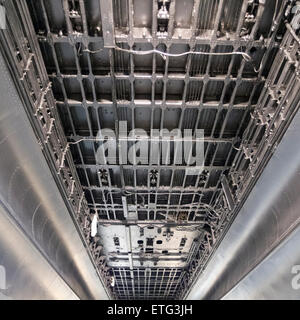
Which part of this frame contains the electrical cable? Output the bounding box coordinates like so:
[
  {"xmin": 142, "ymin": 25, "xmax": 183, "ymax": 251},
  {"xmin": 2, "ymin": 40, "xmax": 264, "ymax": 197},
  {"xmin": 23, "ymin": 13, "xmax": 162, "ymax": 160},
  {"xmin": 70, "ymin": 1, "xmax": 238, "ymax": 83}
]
[
  {"xmin": 81, "ymin": 44, "xmax": 261, "ymax": 72},
  {"xmin": 114, "ymin": 45, "xmax": 252, "ymax": 61},
  {"xmin": 78, "ymin": 46, "xmax": 261, "ymax": 73},
  {"xmin": 82, "ymin": 48, "xmax": 104, "ymax": 54}
]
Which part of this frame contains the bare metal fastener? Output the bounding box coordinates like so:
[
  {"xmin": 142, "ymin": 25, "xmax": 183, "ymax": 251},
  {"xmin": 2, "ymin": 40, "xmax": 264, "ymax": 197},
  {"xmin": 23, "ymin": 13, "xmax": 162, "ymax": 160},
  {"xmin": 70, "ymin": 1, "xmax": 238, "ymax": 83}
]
[{"xmin": 20, "ymin": 53, "xmax": 34, "ymax": 81}]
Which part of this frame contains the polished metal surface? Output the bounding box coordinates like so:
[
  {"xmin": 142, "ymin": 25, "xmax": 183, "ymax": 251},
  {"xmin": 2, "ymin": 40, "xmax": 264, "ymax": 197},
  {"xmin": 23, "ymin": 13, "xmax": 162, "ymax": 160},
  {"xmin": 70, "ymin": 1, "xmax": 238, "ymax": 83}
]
[
  {"xmin": 0, "ymin": 49, "xmax": 109, "ymax": 300},
  {"xmin": 223, "ymin": 224, "xmax": 300, "ymax": 300},
  {"xmin": 0, "ymin": 205, "xmax": 78, "ymax": 300}
]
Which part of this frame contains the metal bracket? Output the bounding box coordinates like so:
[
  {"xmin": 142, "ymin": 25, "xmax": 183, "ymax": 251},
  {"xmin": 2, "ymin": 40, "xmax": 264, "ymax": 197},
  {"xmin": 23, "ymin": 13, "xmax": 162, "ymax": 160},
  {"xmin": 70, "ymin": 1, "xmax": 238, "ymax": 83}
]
[
  {"xmin": 99, "ymin": 0, "xmax": 115, "ymax": 48},
  {"xmin": 20, "ymin": 53, "xmax": 34, "ymax": 80},
  {"xmin": 221, "ymin": 177, "xmax": 235, "ymax": 211}
]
